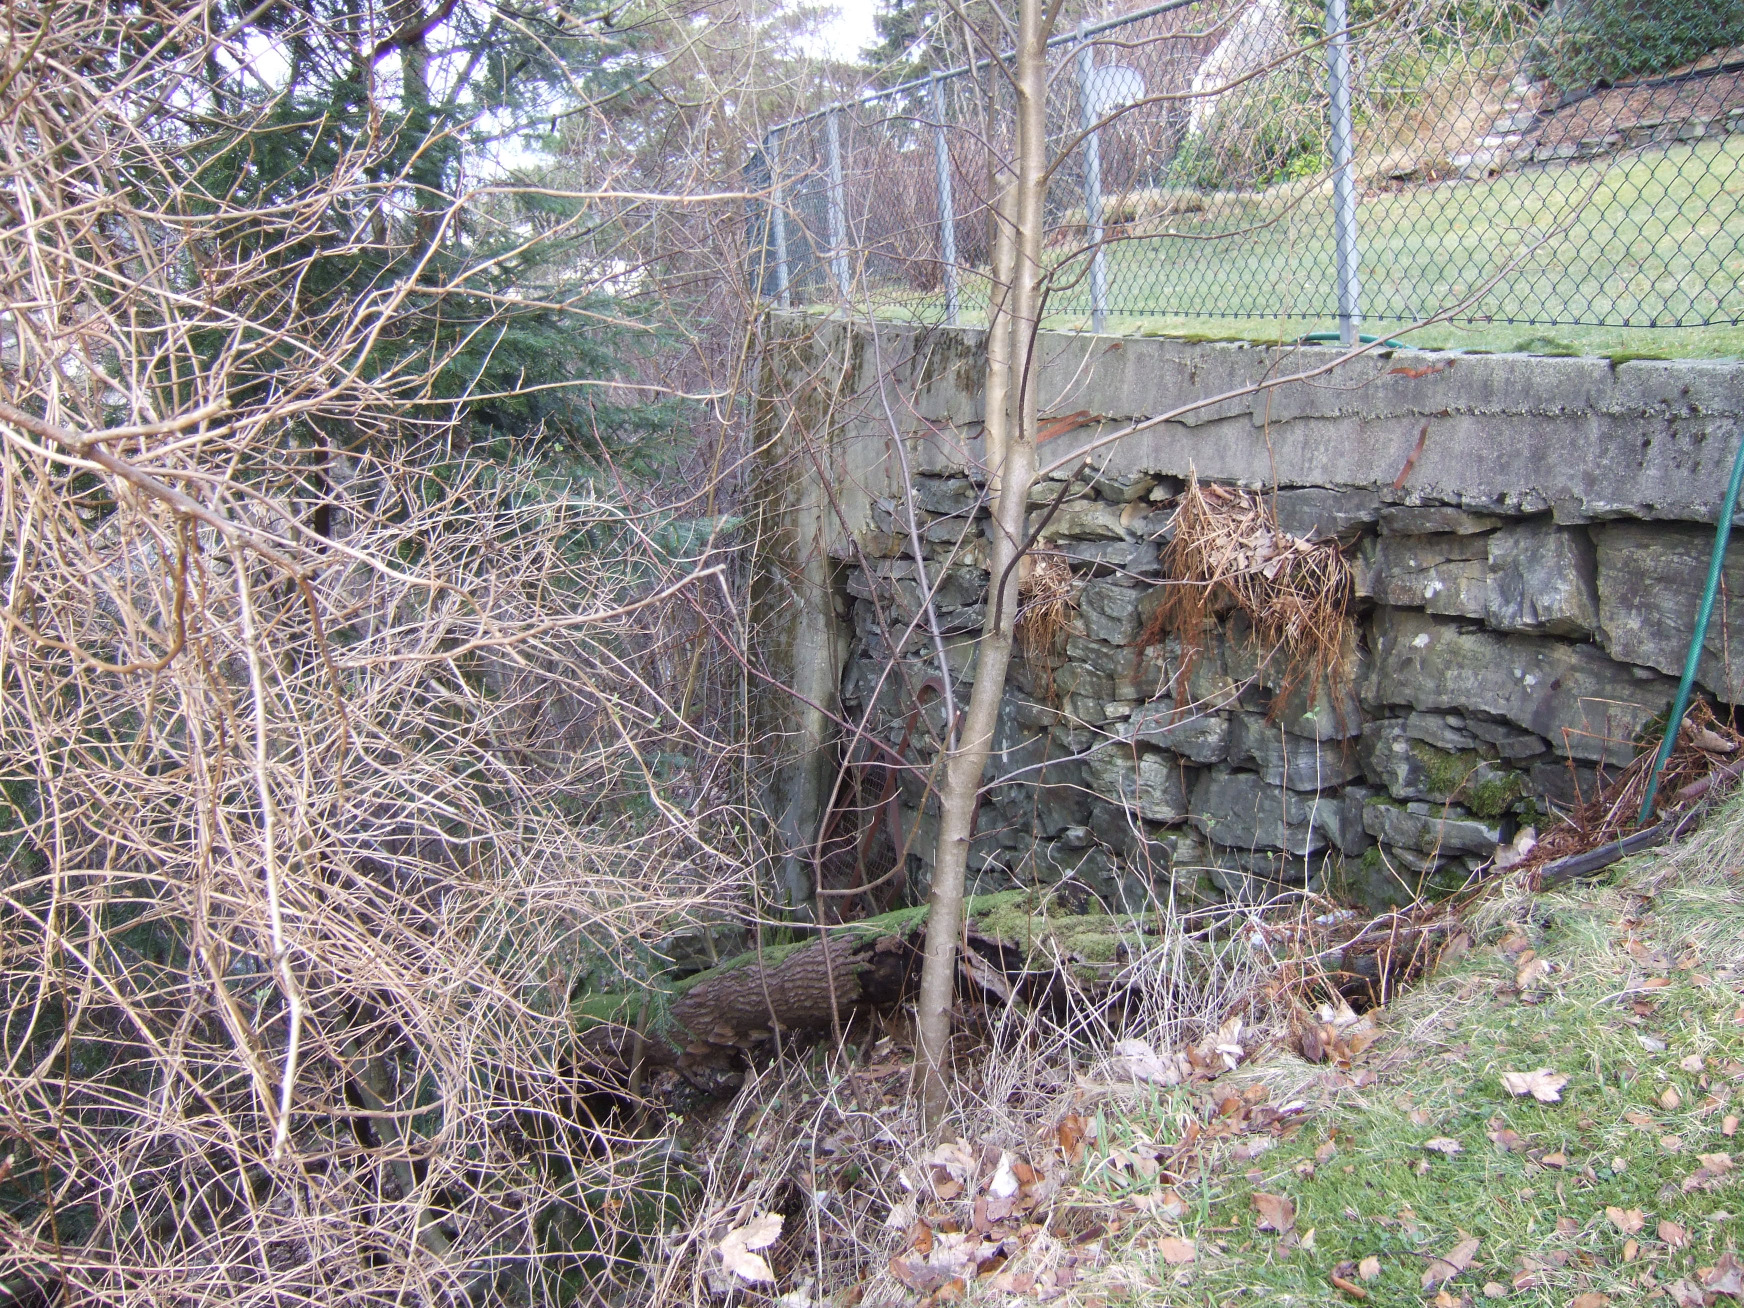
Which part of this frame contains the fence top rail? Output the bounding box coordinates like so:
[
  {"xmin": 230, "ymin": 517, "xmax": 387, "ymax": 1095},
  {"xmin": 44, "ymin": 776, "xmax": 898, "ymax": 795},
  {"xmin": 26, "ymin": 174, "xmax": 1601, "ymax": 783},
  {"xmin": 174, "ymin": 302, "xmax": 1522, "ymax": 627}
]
[{"xmin": 764, "ymin": 0, "xmax": 1202, "ymax": 140}]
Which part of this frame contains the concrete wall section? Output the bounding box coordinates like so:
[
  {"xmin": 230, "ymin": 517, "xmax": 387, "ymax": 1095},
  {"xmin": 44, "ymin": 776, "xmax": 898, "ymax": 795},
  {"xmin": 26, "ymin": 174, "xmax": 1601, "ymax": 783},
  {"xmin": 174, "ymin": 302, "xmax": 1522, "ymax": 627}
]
[
  {"xmin": 767, "ymin": 316, "xmax": 1744, "ymax": 912},
  {"xmin": 823, "ymin": 320, "xmax": 1744, "ymax": 525}
]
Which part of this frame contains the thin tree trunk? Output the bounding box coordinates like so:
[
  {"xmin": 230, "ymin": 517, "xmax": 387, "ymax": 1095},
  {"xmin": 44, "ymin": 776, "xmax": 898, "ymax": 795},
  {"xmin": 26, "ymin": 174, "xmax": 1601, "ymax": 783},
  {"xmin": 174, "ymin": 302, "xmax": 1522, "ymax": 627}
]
[{"xmin": 916, "ymin": 0, "xmax": 1049, "ymax": 1133}]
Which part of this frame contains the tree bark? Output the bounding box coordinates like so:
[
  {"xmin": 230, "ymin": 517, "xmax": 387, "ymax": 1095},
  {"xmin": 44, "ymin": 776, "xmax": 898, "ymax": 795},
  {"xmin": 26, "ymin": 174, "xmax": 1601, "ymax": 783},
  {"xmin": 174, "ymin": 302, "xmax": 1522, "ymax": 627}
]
[
  {"xmin": 571, "ymin": 892, "xmax": 1134, "ymax": 1084},
  {"xmin": 915, "ymin": 0, "xmax": 1050, "ymax": 1134}
]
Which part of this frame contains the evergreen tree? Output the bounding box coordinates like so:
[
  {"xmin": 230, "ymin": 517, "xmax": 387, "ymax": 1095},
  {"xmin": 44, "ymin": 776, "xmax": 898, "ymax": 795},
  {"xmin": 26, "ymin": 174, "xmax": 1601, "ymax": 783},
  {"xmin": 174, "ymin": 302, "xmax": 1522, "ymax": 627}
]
[{"xmin": 163, "ymin": 0, "xmax": 681, "ymax": 465}]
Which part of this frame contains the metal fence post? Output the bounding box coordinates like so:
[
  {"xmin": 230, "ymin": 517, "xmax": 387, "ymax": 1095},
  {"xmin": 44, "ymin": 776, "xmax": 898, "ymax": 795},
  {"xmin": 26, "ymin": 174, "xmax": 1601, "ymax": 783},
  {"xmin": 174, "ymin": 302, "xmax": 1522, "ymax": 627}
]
[
  {"xmin": 825, "ymin": 107, "xmax": 851, "ymax": 301},
  {"xmin": 930, "ymin": 73, "xmax": 959, "ymax": 326},
  {"xmin": 1076, "ymin": 27, "xmax": 1108, "ymax": 334},
  {"xmin": 1325, "ymin": 0, "xmax": 1362, "ymax": 345}
]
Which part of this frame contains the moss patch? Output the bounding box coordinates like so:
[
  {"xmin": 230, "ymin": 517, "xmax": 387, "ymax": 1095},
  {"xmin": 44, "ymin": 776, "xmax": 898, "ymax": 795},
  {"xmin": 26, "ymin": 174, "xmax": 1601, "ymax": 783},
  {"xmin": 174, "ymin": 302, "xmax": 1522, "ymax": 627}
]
[
  {"xmin": 973, "ymin": 892, "xmax": 1161, "ymax": 970},
  {"xmin": 1412, "ymin": 739, "xmax": 1524, "ymax": 818}
]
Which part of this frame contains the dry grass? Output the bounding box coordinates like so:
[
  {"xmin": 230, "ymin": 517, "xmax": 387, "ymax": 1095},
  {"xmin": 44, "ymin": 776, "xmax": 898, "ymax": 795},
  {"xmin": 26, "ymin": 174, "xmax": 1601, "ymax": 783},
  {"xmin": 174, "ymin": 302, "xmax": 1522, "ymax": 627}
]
[
  {"xmin": 1017, "ymin": 552, "xmax": 1079, "ymax": 671},
  {"xmin": 655, "ymin": 887, "xmax": 1461, "ymax": 1305},
  {"xmin": 1519, "ymin": 699, "xmax": 1744, "ymax": 875},
  {"xmin": 1143, "ymin": 473, "xmax": 1354, "ymax": 716}
]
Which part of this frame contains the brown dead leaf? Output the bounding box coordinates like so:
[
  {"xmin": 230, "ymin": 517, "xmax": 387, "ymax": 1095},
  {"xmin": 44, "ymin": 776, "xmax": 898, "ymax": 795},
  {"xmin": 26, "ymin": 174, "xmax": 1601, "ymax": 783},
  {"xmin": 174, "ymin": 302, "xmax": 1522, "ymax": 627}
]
[
  {"xmin": 1423, "ymin": 1137, "xmax": 1464, "ymax": 1156},
  {"xmin": 1660, "ymin": 1219, "xmax": 1690, "ymax": 1248},
  {"xmin": 1704, "ymin": 1250, "xmax": 1744, "ymax": 1296},
  {"xmin": 1669, "ymin": 1277, "xmax": 1709, "ymax": 1307},
  {"xmin": 1727, "ymin": 1114, "xmax": 1741, "ymax": 1137},
  {"xmin": 1498, "ymin": 929, "xmax": 1531, "ymax": 959},
  {"xmin": 889, "ymin": 1256, "xmax": 942, "ymax": 1293},
  {"xmin": 1421, "ymin": 1235, "xmax": 1480, "ymax": 1291},
  {"xmin": 1540, "ymin": 1151, "xmax": 1568, "ymax": 1168},
  {"xmin": 925, "ymin": 1276, "xmax": 966, "ymax": 1306},
  {"xmin": 1341, "ymin": 1017, "xmax": 1382, "ymax": 1057},
  {"xmin": 718, "ymin": 1213, "xmax": 783, "ymax": 1283},
  {"xmin": 1516, "ymin": 956, "xmax": 1552, "ymax": 989},
  {"xmin": 1502, "ymin": 1068, "xmax": 1568, "ymax": 1102},
  {"xmin": 1329, "ymin": 1273, "xmax": 1368, "ymax": 1299},
  {"xmin": 1488, "ymin": 1125, "xmax": 1527, "ymax": 1152},
  {"xmin": 1605, "ymin": 1206, "xmax": 1646, "ymax": 1235},
  {"xmin": 1662, "ymin": 1085, "xmax": 1685, "ymax": 1111},
  {"xmin": 1570, "ymin": 1295, "xmax": 1610, "ymax": 1308},
  {"xmin": 1157, "ymin": 1237, "xmax": 1196, "ymax": 1266},
  {"xmin": 1253, "ymin": 1192, "xmax": 1295, "ymax": 1233},
  {"xmin": 1057, "ymin": 1115, "xmax": 1086, "ymax": 1161},
  {"xmin": 1358, "ymin": 1255, "xmax": 1381, "ymax": 1281},
  {"xmin": 1408, "ymin": 1108, "xmax": 1433, "ymax": 1127},
  {"xmin": 1699, "ymin": 1152, "xmax": 1734, "ymax": 1173},
  {"xmin": 1110, "ymin": 1038, "xmax": 1186, "ymax": 1086}
]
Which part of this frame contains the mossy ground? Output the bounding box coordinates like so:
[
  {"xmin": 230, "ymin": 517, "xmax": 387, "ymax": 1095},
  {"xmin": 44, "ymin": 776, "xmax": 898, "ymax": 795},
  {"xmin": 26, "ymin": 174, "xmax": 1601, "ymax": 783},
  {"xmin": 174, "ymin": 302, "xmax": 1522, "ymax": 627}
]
[
  {"xmin": 1056, "ymin": 805, "xmax": 1744, "ymax": 1306},
  {"xmin": 569, "ymin": 889, "xmax": 1160, "ymax": 1033}
]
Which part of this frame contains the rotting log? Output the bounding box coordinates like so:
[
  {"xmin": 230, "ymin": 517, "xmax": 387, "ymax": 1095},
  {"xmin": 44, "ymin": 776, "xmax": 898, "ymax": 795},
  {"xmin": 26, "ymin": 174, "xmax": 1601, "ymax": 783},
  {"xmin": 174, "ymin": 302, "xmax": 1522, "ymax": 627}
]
[{"xmin": 570, "ymin": 891, "xmax": 1148, "ymax": 1087}]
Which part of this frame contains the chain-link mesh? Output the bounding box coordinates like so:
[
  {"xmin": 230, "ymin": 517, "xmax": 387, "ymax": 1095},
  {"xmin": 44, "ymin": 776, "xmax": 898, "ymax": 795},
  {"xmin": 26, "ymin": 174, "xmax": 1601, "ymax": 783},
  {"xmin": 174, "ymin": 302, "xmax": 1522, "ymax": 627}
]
[{"xmin": 751, "ymin": 0, "xmax": 1744, "ymax": 350}]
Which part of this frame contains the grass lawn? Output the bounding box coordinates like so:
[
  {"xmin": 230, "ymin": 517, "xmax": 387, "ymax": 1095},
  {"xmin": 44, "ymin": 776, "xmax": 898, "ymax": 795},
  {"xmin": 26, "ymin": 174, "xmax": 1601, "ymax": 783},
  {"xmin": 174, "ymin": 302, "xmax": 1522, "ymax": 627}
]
[
  {"xmin": 1062, "ymin": 806, "xmax": 1744, "ymax": 1305},
  {"xmin": 851, "ymin": 134, "xmax": 1744, "ymax": 360}
]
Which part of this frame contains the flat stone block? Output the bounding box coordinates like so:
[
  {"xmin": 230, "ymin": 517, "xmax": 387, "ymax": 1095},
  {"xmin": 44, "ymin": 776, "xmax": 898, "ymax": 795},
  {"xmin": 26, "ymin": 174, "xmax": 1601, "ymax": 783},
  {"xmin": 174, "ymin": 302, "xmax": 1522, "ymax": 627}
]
[
  {"xmin": 1086, "ymin": 744, "xmax": 1189, "ymax": 822},
  {"xmin": 1404, "ymin": 711, "xmax": 1479, "ymax": 752},
  {"xmin": 1370, "ymin": 533, "xmax": 1489, "ymax": 617},
  {"xmin": 1229, "ymin": 713, "xmax": 1363, "ymax": 789},
  {"xmin": 1486, "ymin": 519, "xmax": 1600, "ymax": 637},
  {"xmin": 1367, "ymin": 608, "xmax": 1674, "ymax": 765},
  {"xmin": 1379, "ymin": 506, "xmax": 1503, "ymax": 536},
  {"xmin": 1272, "ymin": 487, "xmax": 1384, "ymax": 540},
  {"xmin": 1363, "ymin": 799, "xmax": 1499, "ymax": 856},
  {"xmin": 1076, "ymin": 578, "xmax": 1144, "ymax": 644},
  {"xmin": 1315, "ymin": 784, "xmax": 1375, "ymax": 854},
  {"xmin": 1037, "ymin": 499, "xmax": 1126, "ymax": 541},
  {"xmin": 1127, "ymin": 701, "xmax": 1231, "ymax": 763},
  {"xmin": 913, "ymin": 476, "xmax": 983, "ymax": 515},
  {"xmin": 1594, "ymin": 521, "xmax": 1744, "ymax": 703},
  {"xmin": 1189, "ymin": 768, "xmax": 1327, "ymax": 853}
]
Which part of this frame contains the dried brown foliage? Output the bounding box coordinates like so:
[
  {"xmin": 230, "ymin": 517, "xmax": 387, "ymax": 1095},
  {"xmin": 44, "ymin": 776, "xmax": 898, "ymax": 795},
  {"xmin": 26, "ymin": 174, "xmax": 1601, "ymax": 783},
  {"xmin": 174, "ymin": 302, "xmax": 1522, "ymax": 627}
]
[
  {"xmin": 1143, "ymin": 472, "xmax": 1354, "ymax": 712},
  {"xmin": 1016, "ymin": 552, "xmax": 1077, "ymax": 669},
  {"xmin": 1521, "ymin": 699, "xmax": 1744, "ymax": 871}
]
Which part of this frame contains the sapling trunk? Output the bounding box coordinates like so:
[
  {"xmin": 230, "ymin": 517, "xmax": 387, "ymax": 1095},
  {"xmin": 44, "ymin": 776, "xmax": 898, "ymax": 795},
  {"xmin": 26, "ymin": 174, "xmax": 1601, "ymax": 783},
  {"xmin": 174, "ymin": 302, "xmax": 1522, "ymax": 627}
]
[{"xmin": 916, "ymin": 0, "xmax": 1049, "ymax": 1133}]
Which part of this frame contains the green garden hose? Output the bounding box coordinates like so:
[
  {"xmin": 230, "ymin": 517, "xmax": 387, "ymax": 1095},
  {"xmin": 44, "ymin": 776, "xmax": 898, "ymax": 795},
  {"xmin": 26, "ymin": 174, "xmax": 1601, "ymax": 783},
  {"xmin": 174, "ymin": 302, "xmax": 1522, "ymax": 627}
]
[
  {"xmin": 1295, "ymin": 331, "xmax": 1409, "ymax": 349},
  {"xmin": 1636, "ymin": 432, "xmax": 1744, "ymax": 824}
]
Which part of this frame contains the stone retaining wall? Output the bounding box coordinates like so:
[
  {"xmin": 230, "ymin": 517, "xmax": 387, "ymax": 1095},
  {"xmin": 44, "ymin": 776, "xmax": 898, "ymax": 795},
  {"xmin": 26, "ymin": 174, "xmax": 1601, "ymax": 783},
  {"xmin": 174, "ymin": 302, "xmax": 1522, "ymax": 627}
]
[{"xmin": 762, "ymin": 319, "xmax": 1744, "ymax": 911}]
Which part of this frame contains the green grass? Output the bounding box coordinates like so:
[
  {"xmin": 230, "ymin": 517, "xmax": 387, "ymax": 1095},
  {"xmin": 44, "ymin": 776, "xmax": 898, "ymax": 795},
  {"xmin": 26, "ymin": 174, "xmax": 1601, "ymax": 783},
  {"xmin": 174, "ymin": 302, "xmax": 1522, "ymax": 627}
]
[
  {"xmin": 854, "ymin": 134, "xmax": 1744, "ymax": 360},
  {"xmin": 1063, "ymin": 807, "xmax": 1744, "ymax": 1305}
]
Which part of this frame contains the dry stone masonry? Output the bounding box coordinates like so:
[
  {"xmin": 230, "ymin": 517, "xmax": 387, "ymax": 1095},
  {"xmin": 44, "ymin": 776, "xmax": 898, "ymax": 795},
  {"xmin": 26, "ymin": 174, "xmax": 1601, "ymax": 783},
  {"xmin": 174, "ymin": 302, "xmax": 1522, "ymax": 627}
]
[{"xmin": 764, "ymin": 320, "xmax": 1744, "ymax": 913}]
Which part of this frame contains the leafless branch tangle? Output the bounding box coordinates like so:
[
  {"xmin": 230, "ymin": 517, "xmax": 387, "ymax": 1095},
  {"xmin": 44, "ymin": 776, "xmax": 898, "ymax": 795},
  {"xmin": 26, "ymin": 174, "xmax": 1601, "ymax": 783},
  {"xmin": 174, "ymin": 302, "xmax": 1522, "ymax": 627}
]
[{"xmin": 0, "ymin": 2, "xmax": 783, "ymax": 1301}]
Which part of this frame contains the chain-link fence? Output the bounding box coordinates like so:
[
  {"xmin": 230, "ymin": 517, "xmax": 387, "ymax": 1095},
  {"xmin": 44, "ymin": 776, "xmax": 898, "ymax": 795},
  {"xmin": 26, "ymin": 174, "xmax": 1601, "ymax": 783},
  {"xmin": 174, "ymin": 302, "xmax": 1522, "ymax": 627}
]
[{"xmin": 748, "ymin": 0, "xmax": 1744, "ymax": 349}]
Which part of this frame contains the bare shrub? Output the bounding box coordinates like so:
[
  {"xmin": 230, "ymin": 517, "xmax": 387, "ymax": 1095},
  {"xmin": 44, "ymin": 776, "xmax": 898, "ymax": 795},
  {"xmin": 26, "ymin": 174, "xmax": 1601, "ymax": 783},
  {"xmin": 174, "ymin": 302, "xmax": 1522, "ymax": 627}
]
[{"xmin": 0, "ymin": 3, "xmax": 748, "ymax": 1301}]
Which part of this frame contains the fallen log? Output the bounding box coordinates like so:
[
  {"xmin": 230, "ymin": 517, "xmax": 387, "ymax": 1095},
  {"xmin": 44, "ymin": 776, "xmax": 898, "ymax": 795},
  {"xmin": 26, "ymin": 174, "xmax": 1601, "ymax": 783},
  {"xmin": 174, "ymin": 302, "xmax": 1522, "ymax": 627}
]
[{"xmin": 569, "ymin": 891, "xmax": 1146, "ymax": 1085}]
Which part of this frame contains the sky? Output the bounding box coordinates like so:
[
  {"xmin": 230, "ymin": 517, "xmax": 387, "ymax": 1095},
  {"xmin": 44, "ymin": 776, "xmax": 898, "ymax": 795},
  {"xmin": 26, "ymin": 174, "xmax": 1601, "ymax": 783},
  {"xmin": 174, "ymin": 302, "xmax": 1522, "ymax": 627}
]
[{"xmin": 805, "ymin": 1, "xmax": 879, "ymax": 61}]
